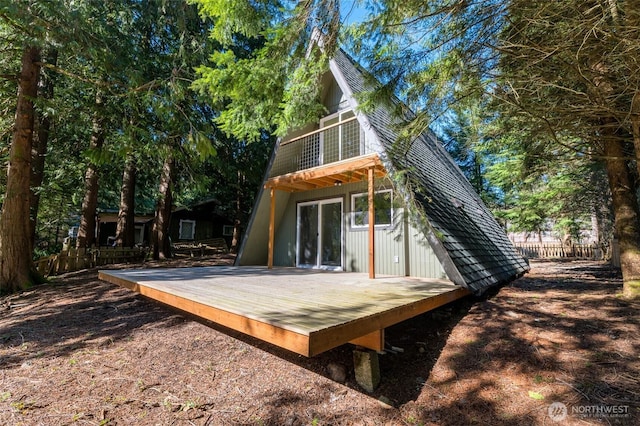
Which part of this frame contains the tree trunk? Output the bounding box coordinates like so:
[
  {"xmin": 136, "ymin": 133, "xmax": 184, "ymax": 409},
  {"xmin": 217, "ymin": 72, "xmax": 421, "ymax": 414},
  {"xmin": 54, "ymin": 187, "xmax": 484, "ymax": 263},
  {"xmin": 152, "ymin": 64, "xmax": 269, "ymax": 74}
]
[
  {"xmin": 0, "ymin": 46, "xmax": 41, "ymax": 294},
  {"xmin": 115, "ymin": 155, "xmax": 137, "ymax": 247},
  {"xmin": 30, "ymin": 49, "xmax": 58, "ymax": 249},
  {"xmin": 623, "ymin": 0, "xmax": 640, "ymax": 186},
  {"xmin": 603, "ymin": 138, "xmax": 640, "ymax": 298},
  {"xmin": 76, "ymin": 92, "xmax": 105, "ymax": 249},
  {"xmin": 631, "ymin": 94, "xmax": 640, "ymax": 186},
  {"xmin": 152, "ymin": 154, "xmax": 174, "ymax": 259},
  {"xmin": 590, "ymin": 205, "xmax": 600, "ymax": 244}
]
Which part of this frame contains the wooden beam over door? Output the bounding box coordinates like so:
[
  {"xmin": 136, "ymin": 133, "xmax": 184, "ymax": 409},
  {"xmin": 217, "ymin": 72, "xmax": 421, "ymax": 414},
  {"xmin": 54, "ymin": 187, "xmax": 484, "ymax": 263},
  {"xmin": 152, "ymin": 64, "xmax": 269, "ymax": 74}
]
[
  {"xmin": 368, "ymin": 167, "xmax": 375, "ymax": 279},
  {"xmin": 268, "ymin": 187, "xmax": 275, "ymax": 269}
]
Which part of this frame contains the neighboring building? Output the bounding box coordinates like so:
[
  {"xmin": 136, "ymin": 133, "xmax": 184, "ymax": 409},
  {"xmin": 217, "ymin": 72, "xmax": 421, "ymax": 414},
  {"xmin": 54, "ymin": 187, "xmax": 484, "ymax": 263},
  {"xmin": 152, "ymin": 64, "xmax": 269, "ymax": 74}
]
[
  {"xmin": 169, "ymin": 199, "xmax": 234, "ymax": 247},
  {"xmin": 90, "ymin": 199, "xmax": 233, "ymax": 248},
  {"xmin": 96, "ymin": 211, "xmax": 153, "ymax": 246},
  {"xmin": 236, "ymin": 46, "xmax": 529, "ymax": 294}
]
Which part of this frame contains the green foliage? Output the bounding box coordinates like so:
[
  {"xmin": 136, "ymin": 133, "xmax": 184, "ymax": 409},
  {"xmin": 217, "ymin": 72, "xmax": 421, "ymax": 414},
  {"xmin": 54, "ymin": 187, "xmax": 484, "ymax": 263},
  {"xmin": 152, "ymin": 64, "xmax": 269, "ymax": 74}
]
[
  {"xmin": 188, "ymin": 0, "xmax": 612, "ymax": 243},
  {"xmin": 0, "ymin": 0, "xmax": 631, "ymax": 271},
  {"xmin": 191, "ymin": 0, "xmax": 340, "ymax": 141},
  {"xmin": 440, "ymin": 93, "xmax": 497, "ymax": 206},
  {"xmin": 0, "ymin": 0, "xmax": 244, "ymax": 256},
  {"xmin": 346, "ymin": 1, "xmax": 503, "ymax": 124},
  {"xmin": 345, "ymin": 1, "xmax": 635, "ymax": 245},
  {"xmin": 497, "ymin": 1, "xmax": 640, "ymax": 149},
  {"xmin": 482, "ymin": 113, "xmax": 610, "ymax": 241}
]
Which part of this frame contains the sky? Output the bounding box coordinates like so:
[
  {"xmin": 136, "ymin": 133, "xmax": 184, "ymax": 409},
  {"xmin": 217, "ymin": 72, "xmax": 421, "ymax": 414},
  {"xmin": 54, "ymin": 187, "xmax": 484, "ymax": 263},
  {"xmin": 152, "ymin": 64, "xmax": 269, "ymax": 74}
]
[{"xmin": 340, "ymin": 1, "xmax": 369, "ymax": 25}]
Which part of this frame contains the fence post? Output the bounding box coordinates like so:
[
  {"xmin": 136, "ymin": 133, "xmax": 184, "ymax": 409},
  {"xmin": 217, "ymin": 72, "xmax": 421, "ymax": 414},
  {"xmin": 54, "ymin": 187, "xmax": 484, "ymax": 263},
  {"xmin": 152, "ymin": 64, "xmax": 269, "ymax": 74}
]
[
  {"xmin": 68, "ymin": 247, "xmax": 77, "ymax": 272},
  {"xmin": 55, "ymin": 251, "xmax": 65, "ymax": 274},
  {"xmin": 77, "ymin": 247, "xmax": 86, "ymax": 269}
]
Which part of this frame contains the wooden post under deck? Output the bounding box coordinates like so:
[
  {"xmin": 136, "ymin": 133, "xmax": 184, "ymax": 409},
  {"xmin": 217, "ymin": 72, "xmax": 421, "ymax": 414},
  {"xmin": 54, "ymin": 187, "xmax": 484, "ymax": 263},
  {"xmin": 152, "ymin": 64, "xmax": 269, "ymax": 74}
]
[
  {"xmin": 368, "ymin": 167, "xmax": 375, "ymax": 279},
  {"xmin": 268, "ymin": 187, "xmax": 275, "ymax": 269}
]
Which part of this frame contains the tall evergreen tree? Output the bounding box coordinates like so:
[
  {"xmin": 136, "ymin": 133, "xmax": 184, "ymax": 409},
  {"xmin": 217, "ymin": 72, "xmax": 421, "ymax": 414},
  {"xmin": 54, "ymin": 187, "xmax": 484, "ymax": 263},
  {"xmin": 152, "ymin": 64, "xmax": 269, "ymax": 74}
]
[
  {"xmin": 497, "ymin": 1, "xmax": 640, "ymax": 297},
  {"xmin": 152, "ymin": 151, "xmax": 174, "ymax": 258},
  {"xmin": 29, "ymin": 49, "xmax": 57, "ymax": 248},
  {"xmin": 76, "ymin": 91, "xmax": 105, "ymax": 249},
  {"xmin": 0, "ymin": 0, "xmax": 118, "ymax": 291},
  {"xmin": 191, "ymin": 0, "xmax": 340, "ymax": 141},
  {"xmin": 0, "ymin": 46, "xmax": 41, "ymax": 292}
]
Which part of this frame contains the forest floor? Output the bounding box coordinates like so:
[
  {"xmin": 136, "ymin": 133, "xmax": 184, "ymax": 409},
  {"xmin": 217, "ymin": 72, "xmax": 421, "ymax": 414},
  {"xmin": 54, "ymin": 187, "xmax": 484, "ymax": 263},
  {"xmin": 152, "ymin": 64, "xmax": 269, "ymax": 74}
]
[{"xmin": 0, "ymin": 257, "xmax": 638, "ymax": 425}]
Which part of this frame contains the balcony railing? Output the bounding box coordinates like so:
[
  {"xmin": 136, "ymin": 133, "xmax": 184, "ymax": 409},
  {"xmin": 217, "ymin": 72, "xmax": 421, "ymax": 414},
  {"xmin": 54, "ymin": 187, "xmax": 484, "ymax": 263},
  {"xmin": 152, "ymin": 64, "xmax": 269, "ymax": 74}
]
[{"xmin": 269, "ymin": 116, "xmax": 369, "ymax": 177}]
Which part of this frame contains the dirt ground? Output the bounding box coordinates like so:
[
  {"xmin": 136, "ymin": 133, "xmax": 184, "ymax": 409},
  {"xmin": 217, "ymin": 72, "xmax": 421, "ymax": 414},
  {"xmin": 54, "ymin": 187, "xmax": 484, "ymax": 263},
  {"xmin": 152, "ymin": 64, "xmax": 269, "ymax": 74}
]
[{"xmin": 0, "ymin": 257, "xmax": 637, "ymax": 425}]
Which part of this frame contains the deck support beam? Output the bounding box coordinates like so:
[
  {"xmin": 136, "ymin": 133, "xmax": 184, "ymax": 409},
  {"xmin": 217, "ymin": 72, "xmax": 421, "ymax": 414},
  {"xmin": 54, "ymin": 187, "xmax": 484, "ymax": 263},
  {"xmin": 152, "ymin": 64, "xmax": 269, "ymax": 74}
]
[
  {"xmin": 349, "ymin": 328, "xmax": 384, "ymax": 352},
  {"xmin": 268, "ymin": 187, "xmax": 275, "ymax": 269},
  {"xmin": 368, "ymin": 167, "xmax": 375, "ymax": 279}
]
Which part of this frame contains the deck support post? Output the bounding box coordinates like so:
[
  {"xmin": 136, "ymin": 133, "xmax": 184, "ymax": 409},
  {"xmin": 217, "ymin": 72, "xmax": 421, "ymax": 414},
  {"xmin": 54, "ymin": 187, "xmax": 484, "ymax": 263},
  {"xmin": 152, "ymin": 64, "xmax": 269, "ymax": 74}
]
[
  {"xmin": 353, "ymin": 348, "xmax": 381, "ymax": 393},
  {"xmin": 368, "ymin": 167, "xmax": 375, "ymax": 279},
  {"xmin": 268, "ymin": 187, "xmax": 275, "ymax": 269}
]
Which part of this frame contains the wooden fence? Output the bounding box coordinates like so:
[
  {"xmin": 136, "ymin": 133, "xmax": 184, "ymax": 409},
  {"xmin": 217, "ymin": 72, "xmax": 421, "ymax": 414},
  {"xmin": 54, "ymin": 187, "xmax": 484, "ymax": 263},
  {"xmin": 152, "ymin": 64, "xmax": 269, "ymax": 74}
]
[
  {"xmin": 172, "ymin": 237, "xmax": 229, "ymax": 257},
  {"xmin": 513, "ymin": 243, "xmax": 603, "ymax": 261},
  {"xmin": 35, "ymin": 247, "xmax": 148, "ymax": 277}
]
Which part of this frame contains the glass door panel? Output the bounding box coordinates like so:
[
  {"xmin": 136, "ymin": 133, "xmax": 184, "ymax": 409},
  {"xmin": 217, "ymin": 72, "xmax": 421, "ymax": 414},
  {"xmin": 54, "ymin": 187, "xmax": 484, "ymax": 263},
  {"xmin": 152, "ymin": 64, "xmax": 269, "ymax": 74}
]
[
  {"xmin": 321, "ymin": 202, "xmax": 342, "ymax": 267},
  {"xmin": 298, "ymin": 204, "xmax": 318, "ymax": 266},
  {"xmin": 297, "ymin": 199, "xmax": 342, "ymax": 269}
]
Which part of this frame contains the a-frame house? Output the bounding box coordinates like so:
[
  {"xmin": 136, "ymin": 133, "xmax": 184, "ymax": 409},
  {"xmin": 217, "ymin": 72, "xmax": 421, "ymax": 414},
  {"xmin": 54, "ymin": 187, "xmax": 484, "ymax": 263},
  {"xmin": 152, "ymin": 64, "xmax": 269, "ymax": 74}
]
[
  {"xmin": 236, "ymin": 48, "xmax": 529, "ymax": 295},
  {"xmin": 99, "ymin": 43, "xmax": 529, "ymax": 391}
]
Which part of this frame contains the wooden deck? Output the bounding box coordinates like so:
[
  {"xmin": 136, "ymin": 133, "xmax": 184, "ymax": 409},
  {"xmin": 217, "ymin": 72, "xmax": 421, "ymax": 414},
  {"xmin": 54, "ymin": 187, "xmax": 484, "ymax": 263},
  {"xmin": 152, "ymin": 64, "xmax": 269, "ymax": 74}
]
[{"xmin": 98, "ymin": 267, "xmax": 470, "ymax": 357}]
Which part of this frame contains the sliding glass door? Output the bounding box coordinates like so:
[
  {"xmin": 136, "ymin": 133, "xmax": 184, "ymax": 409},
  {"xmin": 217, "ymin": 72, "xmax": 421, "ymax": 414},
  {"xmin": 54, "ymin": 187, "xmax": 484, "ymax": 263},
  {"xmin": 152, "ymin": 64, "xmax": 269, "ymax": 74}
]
[{"xmin": 297, "ymin": 198, "xmax": 343, "ymax": 270}]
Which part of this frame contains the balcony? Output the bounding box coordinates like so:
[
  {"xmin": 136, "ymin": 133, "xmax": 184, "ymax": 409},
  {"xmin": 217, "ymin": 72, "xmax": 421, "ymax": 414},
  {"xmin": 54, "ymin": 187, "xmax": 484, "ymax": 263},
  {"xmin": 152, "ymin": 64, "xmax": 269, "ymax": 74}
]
[
  {"xmin": 269, "ymin": 114, "xmax": 370, "ymax": 178},
  {"xmin": 265, "ymin": 115, "xmax": 387, "ymax": 193}
]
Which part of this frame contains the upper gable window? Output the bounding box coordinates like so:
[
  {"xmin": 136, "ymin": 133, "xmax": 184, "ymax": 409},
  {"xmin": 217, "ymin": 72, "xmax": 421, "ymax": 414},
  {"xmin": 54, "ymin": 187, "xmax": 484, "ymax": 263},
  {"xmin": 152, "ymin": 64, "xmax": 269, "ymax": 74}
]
[{"xmin": 324, "ymin": 79, "xmax": 347, "ymax": 113}]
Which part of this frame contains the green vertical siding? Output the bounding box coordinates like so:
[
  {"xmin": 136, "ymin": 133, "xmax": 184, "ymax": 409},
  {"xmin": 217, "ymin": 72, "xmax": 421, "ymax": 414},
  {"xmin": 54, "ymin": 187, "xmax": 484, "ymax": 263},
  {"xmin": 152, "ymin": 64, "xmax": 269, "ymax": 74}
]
[
  {"xmin": 238, "ymin": 189, "xmax": 291, "ymax": 265},
  {"xmin": 406, "ymin": 220, "xmax": 448, "ymax": 279},
  {"xmin": 267, "ymin": 179, "xmax": 446, "ymax": 279}
]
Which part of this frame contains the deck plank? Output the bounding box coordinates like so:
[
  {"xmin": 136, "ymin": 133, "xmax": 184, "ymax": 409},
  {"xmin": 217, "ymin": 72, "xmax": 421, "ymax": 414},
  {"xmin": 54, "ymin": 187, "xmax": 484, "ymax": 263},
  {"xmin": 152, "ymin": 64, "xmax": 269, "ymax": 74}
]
[{"xmin": 99, "ymin": 266, "xmax": 469, "ymax": 356}]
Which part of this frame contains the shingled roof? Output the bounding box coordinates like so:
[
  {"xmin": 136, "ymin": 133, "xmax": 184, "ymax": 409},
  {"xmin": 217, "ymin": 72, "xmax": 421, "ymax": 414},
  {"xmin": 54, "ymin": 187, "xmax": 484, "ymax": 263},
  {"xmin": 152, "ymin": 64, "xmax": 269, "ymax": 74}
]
[{"xmin": 332, "ymin": 49, "xmax": 529, "ymax": 294}]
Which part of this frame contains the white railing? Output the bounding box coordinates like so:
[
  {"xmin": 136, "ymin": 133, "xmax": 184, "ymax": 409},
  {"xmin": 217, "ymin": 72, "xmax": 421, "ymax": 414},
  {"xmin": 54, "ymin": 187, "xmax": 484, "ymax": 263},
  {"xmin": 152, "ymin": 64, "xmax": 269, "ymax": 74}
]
[{"xmin": 269, "ymin": 116, "xmax": 367, "ymax": 177}]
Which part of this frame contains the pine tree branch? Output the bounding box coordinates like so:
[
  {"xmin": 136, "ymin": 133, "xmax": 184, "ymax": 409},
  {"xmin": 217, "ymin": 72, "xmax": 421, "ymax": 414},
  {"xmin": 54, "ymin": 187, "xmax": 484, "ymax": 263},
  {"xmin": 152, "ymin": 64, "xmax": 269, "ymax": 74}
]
[{"xmin": 35, "ymin": 62, "xmax": 162, "ymax": 95}]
